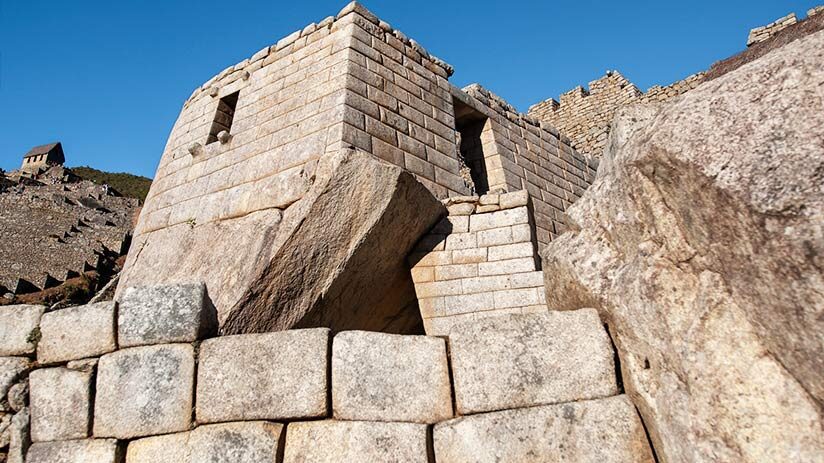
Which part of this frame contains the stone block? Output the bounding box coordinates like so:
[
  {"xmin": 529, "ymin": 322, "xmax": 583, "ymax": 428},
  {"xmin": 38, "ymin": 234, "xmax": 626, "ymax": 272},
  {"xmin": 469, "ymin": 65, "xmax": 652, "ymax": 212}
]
[
  {"xmin": 0, "ymin": 358, "xmax": 30, "ymax": 412},
  {"xmin": 0, "ymin": 305, "xmax": 44, "ymax": 356},
  {"xmin": 283, "ymin": 420, "xmax": 429, "ymax": 463},
  {"xmin": 196, "ymin": 329, "xmax": 329, "ymax": 423},
  {"xmin": 26, "ymin": 439, "xmax": 122, "ymax": 463},
  {"xmin": 126, "ymin": 421, "xmax": 283, "ymax": 463},
  {"xmin": 37, "ymin": 301, "xmax": 116, "ymax": 364},
  {"xmin": 29, "ymin": 366, "xmax": 92, "ymax": 442},
  {"xmin": 94, "ymin": 344, "xmax": 194, "ymax": 439},
  {"xmin": 434, "ymin": 395, "xmax": 655, "ymax": 463},
  {"xmin": 499, "ymin": 189, "xmax": 530, "ymax": 209},
  {"xmin": 469, "ymin": 207, "xmax": 528, "ymax": 231},
  {"xmin": 448, "ymin": 310, "xmax": 617, "ymax": 414},
  {"xmin": 332, "ymin": 331, "xmax": 452, "ymax": 423},
  {"xmin": 118, "ymin": 282, "xmax": 217, "ymax": 347},
  {"xmin": 477, "ymin": 257, "xmax": 535, "ymax": 276},
  {"xmin": 487, "ymin": 242, "xmax": 535, "ymax": 261}
]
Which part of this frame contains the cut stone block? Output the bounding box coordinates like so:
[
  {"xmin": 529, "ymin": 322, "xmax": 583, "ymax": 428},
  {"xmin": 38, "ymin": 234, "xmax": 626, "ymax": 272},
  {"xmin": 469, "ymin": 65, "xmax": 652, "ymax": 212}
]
[
  {"xmin": 126, "ymin": 421, "xmax": 283, "ymax": 463},
  {"xmin": 448, "ymin": 310, "xmax": 617, "ymax": 414},
  {"xmin": 37, "ymin": 301, "xmax": 116, "ymax": 364},
  {"xmin": 284, "ymin": 420, "xmax": 428, "ymax": 463},
  {"xmin": 196, "ymin": 329, "xmax": 329, "ymax": 423},
  {"xmin": 94, "ymin": 343, "xmax": 194, "ymax": 439},
  {"xmin": 118, "ymin": 282, "xmax": 217, "ymax": 347},
  {"xmin": 26, "ymin": 439, "xmax": 122, "ymax": 463},
  {"xmin": 332, "ymin": 331, "xmax": 452, "ymax": 423},
  {"xmin": 29, "ymin": 366, "xmax": 92, "ymax": 442},
  {"xmin": 434, "ymin": 395, "xmax": 655, "ymax": 463},
  {"xmin": 0, "ymin": 305, "xmax": 45, "ymax": 356},
  {"xmin": 8, "ymin": 407, "xmax": 30, "ymax": 463},
  {"xmin": 0, "ymin": 358, "xmax": 30, "ymax": 412}
]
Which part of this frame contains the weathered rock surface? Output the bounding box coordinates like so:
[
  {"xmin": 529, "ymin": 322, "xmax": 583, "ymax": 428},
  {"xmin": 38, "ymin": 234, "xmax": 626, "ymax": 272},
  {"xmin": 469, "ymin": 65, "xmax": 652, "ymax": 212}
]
[
  {"xmin": 26, "ymin": 439, "xmax": 122, "ymax": 463},
  {"xmin": 7, "ymin": 407, "xmax": 30, "ymax": 463},
  {"xmin": 37, "ymin": 301, "xmax": 116, "ymax": 363},
  {"xmin": 0, "ymin": 358, "xmax": 30, "ymax": 411},
  {"xmin": 332, "ymin": 331, "xmax": 452, "ymax": 423},
  {"xmin": 283, "ymin": 420, "xmax": 429, "ymax": 463},
  {"xmin": 126, "ymin": 421, "xmax": 283, "ymax": 463},
  {"xmin": 29, "ymin": 366, "xmax": 92, "ymax": 442},
  {"xmin": 434, "ymin": 395, "xmax": 655, "ymax": 463},
  {"xmin": 94, "ymin": 343, "xmax": 194, "ymax": 439},
  {"xmin": 542, "ymin": 29, "xmax": 824, "ymax": 462},
  {"xmin": 196, "ymin": 329, "xmax": 329, "ymax": 423},
  {"xmin": 118, "ymin": 282, "xmax": 217, "ymax": 347},
  {"xmin": 219, "ymin": 149, "xmax": 445, "ymax": 333},
  {"xmin": 0, "ymin": 305, "xmax": 44, "ymax": 356},
  {"xmin": 448, "ymin": 310, "xmax": 617, "ymax": 414}
]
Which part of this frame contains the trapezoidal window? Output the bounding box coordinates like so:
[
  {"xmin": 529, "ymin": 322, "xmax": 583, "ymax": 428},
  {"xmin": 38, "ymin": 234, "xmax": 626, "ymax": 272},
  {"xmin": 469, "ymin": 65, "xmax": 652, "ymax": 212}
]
[{"xmin": 207, "ymin": 91, "xmax": 239, "ymax": 144}]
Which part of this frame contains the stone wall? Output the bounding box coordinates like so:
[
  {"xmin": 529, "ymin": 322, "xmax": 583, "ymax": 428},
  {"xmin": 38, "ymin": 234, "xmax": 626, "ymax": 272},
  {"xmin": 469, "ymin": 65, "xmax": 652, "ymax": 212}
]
[
  {"xmin": 452, "ymin": 86, "xmax": 598, "ymax": 245},
  {"xmin": 409, "ymin": 191, "xmax": 547, "ymax": 335},
  {"xmin": 528, "ymin": 70, "xmax": 703, "ymax": 157},
  {"xmin": 747, "ymin": 13, "xmax": 798, "ymax": 46},
  {"xmin": 0, "ymin": 282, "xmax": 655, "ymax": 462}
]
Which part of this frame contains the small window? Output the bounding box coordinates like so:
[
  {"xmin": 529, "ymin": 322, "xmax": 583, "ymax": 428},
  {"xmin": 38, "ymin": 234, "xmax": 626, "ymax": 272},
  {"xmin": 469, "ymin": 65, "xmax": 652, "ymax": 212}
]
[{"xmin": 207, "ymin": 91, "xmax": 239, "ymax": 144}]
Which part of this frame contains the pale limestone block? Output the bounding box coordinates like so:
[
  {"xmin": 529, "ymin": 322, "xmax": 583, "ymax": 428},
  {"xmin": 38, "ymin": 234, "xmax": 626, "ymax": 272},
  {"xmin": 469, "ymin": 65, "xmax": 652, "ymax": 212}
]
[
  {"xmin": 509, "ymin": 271, "xmax": 545, "ymax": 289},
  {"xmin": 452, "ymin": 248, "xmax": 487, "ymax": 264},
  {"xmin": 94, "ymin": 344, "xmax": 194, "ymax": 439},
  {"xmin": 29, "ymin": 366, "xmax": 92, "ymax": 442},
  {"xmin": 37, "ymin": 301, "xmax": 116, "ymax": 364},
  {"xmin": 435, "ymin": 263, "xmax": 478, "ymax": 281},
  {"xmin": 461, "ymin": 275, "xmax": 510, "ymax": 294},
  {"xmin": 445, "ymin": 232, "xmax": 476, "ymax": 250},
  {"xmin": 434, "ymin": 395, "xmax": 655, "ymax": 463},
  {"xmin": 418, "ymin": 297, "xmax": 445, "ymax": 318},
  {"xmin": 332, "ymin": 331, "xmax": 452, "ymax": 423},
  {"xmin": 118, "ymin": 283, "xmax": 217, "ymax": 348},
  {"xmin": 499, "ymin": 189, "xmax": 530, "ymax": 209},
  {"xmin": 478, "ymin": 257, "xmax": 536, "ymax": 276},
  {"xmin": 0, "ymin": 305, "xmax": 45, "ymax": 356},
  {"xmin": 284, "ymin": 420, "xmax": 428, "ymax": 463},
  {"xmin": 414, "ymin": 280, "xmax": 462, "ymax": 298},
  {"xmin": 478, "ymin": 194, "xmax": 500, "ymax": 206},
  {"xmin": 477, "ymin": 227, "xmax": 512, "ymax": 247},
  {"xmin": 494, "ymin": 288, "xmax": 541, "ymax": 309},
  {"xmin": 470, "ymin": 207, "xmax": 529, "ymax": 231},
  {"xmin": 196, "ymin": 329, "xmax": 329, "ymax": 423},
  {"xmin": 443, "ymin": 293, "xmax": 495, "ymax": 316},
  {"xmin": 0, "ymin": 358, "xmax": 30, "ymax": 412},
  {"xmin": 126, "ymin": 421, "xmax": 284, "ymax": 463},
  {"xmin": 410, "ymin": 267, "xmax": 434, "ymax": 283},
  {"xmin": 431, "ymin": 215, "xmax": 469, "ymax": 233},
  {"xmin": 487, "ymin": 242, "xmax": 535, "ymax": 261},
  {"xmin": 424, "ymin": 313, "xmax": 474, "ymax": 337},
  {"xmin": 26, "ymin": 439, "xmax": 122, "ymax": 463},
  {"xmin": 511, "ymin": 223, "xmax": 533, "ymax": 241},
  {"xmin": 446, "ymin": 202, "xmax": 475, "ymax": 215},
  {"xmin": 448, "ymin": 310, "xmax": 617, "ymax": 414}
]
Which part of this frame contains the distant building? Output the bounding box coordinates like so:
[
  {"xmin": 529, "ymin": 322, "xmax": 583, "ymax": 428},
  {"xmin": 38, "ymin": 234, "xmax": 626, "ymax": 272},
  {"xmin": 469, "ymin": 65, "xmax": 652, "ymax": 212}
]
[{"xmin": 21, "ymin": 142, "xmax": 65, "ymax": 171}]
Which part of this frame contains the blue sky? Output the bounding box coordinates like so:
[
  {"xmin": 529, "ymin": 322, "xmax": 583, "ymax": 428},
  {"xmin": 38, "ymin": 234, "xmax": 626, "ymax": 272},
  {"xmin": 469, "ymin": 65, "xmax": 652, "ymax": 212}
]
[{"xmin": 0, "ymin": 0, "xmax": 816, "ymax": 178}]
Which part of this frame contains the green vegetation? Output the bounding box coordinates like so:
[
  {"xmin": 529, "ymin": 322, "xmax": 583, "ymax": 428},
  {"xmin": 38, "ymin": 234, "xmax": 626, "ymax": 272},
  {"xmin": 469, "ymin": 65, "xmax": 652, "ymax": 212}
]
[{"xmin": 71, "ymin": 166, "xmax": 153, "ymax": 203}]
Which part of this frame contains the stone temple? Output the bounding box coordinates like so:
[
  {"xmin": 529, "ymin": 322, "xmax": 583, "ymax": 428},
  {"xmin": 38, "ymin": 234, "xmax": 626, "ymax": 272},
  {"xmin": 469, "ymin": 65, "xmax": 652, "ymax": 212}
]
[{"xmin": 2, "ymin": 3, "xmax": 823, "ymax": 462}]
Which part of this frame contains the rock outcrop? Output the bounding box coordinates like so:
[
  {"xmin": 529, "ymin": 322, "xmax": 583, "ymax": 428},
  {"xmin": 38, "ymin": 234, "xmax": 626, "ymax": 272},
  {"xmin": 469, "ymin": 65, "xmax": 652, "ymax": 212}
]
[{"xmin": 541, "ymin": 30, "xmax": 824, "ymax": 462}]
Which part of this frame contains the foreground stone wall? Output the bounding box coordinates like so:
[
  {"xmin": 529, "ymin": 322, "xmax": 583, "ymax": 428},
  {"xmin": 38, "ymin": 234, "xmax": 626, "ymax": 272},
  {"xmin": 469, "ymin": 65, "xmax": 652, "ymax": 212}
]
[{"xmin": 0, "ymin": 285, "xmax": 655, "ymax": 462}]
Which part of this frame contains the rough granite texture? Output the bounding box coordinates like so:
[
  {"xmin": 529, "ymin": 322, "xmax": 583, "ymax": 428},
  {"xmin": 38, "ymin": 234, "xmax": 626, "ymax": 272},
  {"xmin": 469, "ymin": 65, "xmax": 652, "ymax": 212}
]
[
  {"xmin": 29, "ymin": 366, "xmax": 92, "ymax": 442},
  {"xmin": 196, "ymin": 329, "xmax": 329, "ymax": 423},
  {"xmin": 37, "ymin": 301, "xmax": 116, "ymax": 364},
  {"xmin": 118, "ymin": 282, "xmax": 217, "ymax": 348},
  {"xmin": 94, "ymin": 343, "xmax": 194, "ymax": 439},
  {"xmin": 25, "ymin": 439, "xmax": 122, "ymax": 463},
  {"xmin": 126, "ymin": 421, "xmax": 284, "ymax": 463},
  {"xmin": 283, "ymin": 420, "xmax": 429, "ymax": 463},
  {"xmin": 448, "ymin": 310, "xmax": 617, "ymax": 415},
  {"xmin": 0, "ymin": 305, "xmax": 45, "ymax": 356},
  {"xmin": 332, "ymin": 331, "xmax": 452, "ymax": 423},
  {"xmin": 434, "ymin": 395, "xmax": 655, "ymax": 463},
  {"xmin": 541, "ymin": 28, "xmax": 824, "ymax": 462},
  {"xmin": 0, "ymin": 358, "xmax": 30, "ymax": 412}
]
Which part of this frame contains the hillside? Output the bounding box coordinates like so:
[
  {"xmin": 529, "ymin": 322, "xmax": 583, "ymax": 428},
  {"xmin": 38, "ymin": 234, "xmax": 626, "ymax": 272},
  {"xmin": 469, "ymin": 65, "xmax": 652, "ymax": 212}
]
[{"xmin": 71, "ymin": 165, "xmax": 152, "ymax": 203}]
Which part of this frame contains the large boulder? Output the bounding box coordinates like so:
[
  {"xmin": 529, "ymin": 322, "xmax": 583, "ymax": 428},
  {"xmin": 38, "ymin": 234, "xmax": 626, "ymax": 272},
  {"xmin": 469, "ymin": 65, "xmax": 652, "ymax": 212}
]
[
  {"xmin": 120, "ymin": 149, "xmax": 444, "ymax": 334},
  {"xmin": 542, "ymin": 30, "xmax": 824, "ymax": 462}
]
